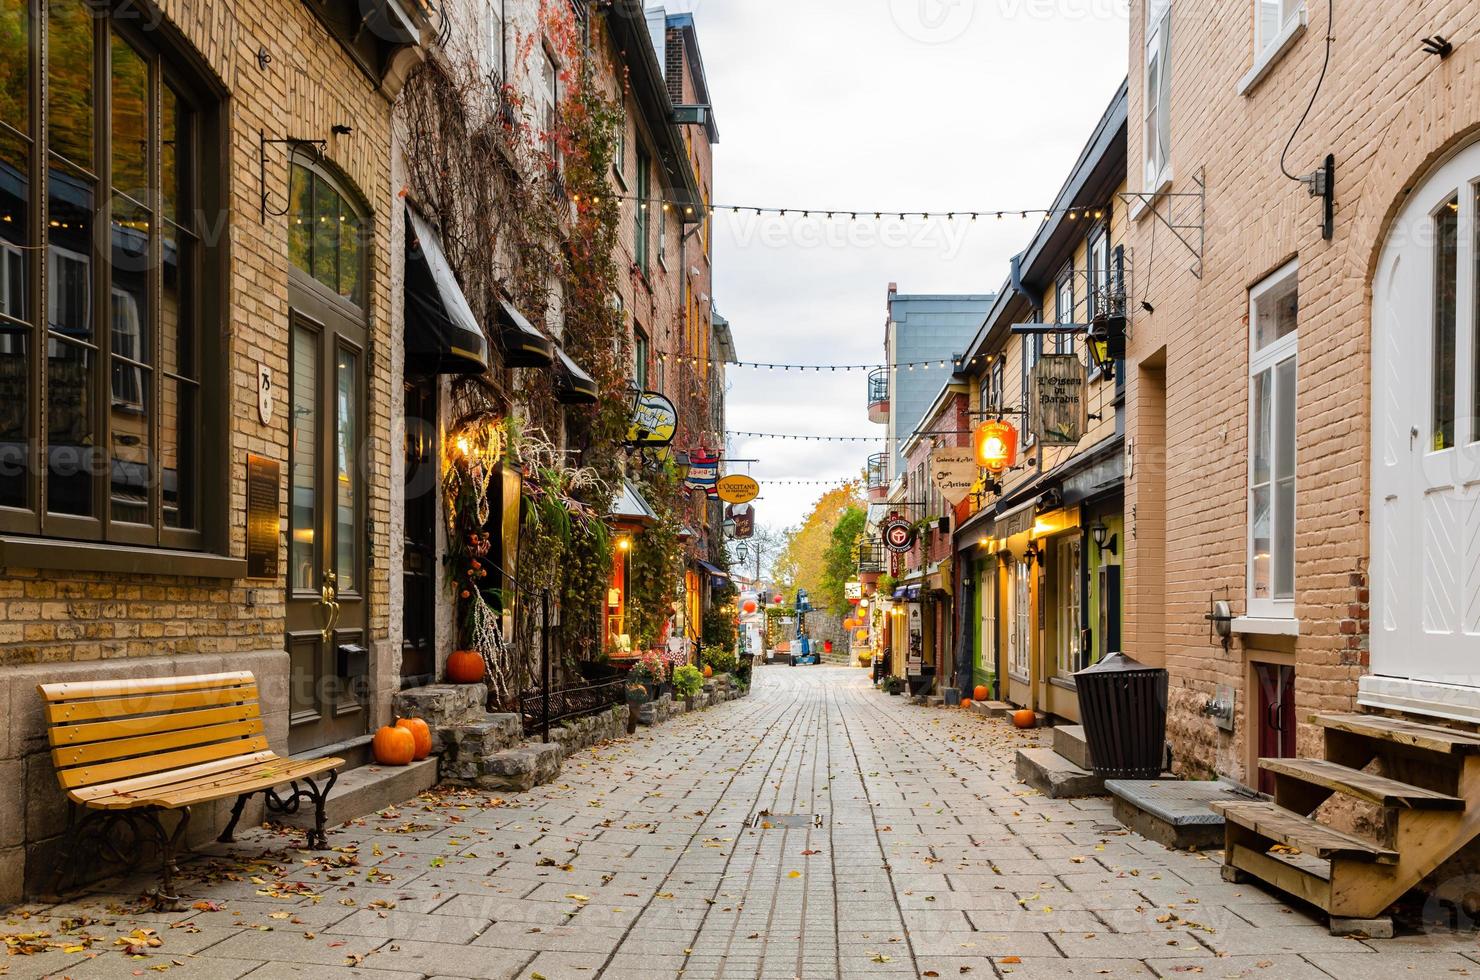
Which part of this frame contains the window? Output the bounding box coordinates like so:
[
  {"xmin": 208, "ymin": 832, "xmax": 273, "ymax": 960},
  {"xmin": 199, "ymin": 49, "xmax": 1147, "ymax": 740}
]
[
  {"xmin": 634, "ymin": 326, "xmax": 648, "ymax": 391},
  {"xmin": 978, "ymin": 560, "xmax": 996, "ymax": 681},
  {"xmin": 1248, "ymin": 260, "xmax": 1298, "ymax": 618},
  {"xmin": 1009, "ymin": 558, "xmax": 1031, "ymax": 677},
  {"xmin": 0, "ymin": 0, "xmax": 215, "ymax": 544},
  {"xmin": 1433, "ymin": 195, "xmax": 1459, "ymax": 451},
  {"xmin": 658, "ymin": 197, "xmax": 667, "ymax": 268},
  {"xmin": 613, "ymin": 113, "xmax": 627, "ymax": 183},
  {"xmin": 487, "ymin": 0, "xmax": 504, "ymax": 79},
  {"xmin": 634, "ymin": 145, "xmax": 650, "ymax": 274},
  {"xmin": 1144, "ymin": 0, "xmax": 1172, "ymax": 188},
  {"xmin": 1056, "ymin": 536, "xmax": 1082, "ymax": 676},
  {"xmin": 538, "ymin": 48, "xmax": 559, "ymax": 162},
  {"xmin": 1022, "ymin": 318, "xmax": 1041, "ymax": 447},
  {"xmin": 1054, "ymin": 272, "xmax": 1075, "ymax": 354},
  {"xmin": 288, "ymin": 161, "xmax": 364, "ymax": 305},
  {"xmin": 1256, "ymin": 0, "xmax": 1302, "ymax": 59},
  {"xmin": 991, "ymin": 358, "xmax": 1005, "ymax": 409}
]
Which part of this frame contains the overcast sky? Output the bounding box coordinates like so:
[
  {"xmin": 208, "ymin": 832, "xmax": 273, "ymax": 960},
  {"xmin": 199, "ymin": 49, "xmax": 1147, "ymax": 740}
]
[{"xmin": 667, "ymin": 0, "xmax": 1129, "ymax": 543}]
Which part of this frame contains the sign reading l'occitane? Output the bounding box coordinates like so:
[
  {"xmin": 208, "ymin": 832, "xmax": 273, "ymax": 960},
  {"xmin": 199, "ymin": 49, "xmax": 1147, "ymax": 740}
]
[{"xmin": 716, "ymin": 474, "xmax": 760, "ymax": 504}]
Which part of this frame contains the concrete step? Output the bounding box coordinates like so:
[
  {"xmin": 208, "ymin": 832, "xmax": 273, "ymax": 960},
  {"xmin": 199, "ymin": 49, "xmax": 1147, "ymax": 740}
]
[
  {"xmin": 1052, "ymin": 725, "xmax": 1094, "ymax": 771},
  {"xmin": 968, "ymin": 700, "xmax": 1013, "ymax": 718},
  {"xmin": 276, "ymin": 757, "xmax": 439, "ymax": 833},
  {"xmin": 1015, "ymin": 747, "xmax": 1105, "ymax": 799},
  {"xmin": 1105, "ymin": 778, "xmax": 1246, "ymax": 851}
]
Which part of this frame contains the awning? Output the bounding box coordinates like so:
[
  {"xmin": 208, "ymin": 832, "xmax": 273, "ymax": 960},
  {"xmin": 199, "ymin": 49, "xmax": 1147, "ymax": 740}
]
[
  {"xmin": 695, "ymin": 559, "xmax": 730, "ymax": 581},
  {"xmin": 553, "ymin": 345, "xmax": 599, "ymax": 404},
  {"xmin": 496, "ymin": 296, "xmax": 554, "ymax": 368},
  {"xmin": 610, "ymin": 479, "xmax": 658, "ymax": 528},
  {"xmin": 994, "ymin": 493, "xmax": 1044, "ymax": 539},
  {"xmin": 404, "ymin": 205, "xmax": 490, "ymax": 375},
  {"xmin": 891, "ymin": 585, "xmax": 922, "ymax": 601}
]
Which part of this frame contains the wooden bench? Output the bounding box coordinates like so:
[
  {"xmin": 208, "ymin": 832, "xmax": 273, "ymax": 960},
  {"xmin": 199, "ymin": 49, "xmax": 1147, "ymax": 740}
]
[{"xmin": 40, "ymin": 670, "xmax": 343, "ymax": 907}]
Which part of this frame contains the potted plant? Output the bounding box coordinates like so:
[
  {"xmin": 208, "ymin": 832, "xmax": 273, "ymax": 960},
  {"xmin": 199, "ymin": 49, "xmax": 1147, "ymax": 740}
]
[
  {"xmin": 632, "ymin": 649, "xmax": 664, "ymax": 701},
  {"xmin": 673, "ymin": 665, "xmax": 703, "ymax": 708}
]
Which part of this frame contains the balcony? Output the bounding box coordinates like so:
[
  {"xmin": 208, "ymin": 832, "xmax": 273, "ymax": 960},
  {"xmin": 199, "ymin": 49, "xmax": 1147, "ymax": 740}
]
[
  {"xmin": 856, "ymin": 539, "xmax": 886, "ymax": 575},
  {"xmin": 866, "ymin": 453, "xmax": 889, "ymax": 502},
  {"xmin": 866, "ymin": 367, "xmax": 889, "ymax": 423}
]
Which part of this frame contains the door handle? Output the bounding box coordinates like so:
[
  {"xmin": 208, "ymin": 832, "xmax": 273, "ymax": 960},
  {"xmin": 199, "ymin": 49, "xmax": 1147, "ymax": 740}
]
[{"xmin": 319, "ymin": 570, "xmax": 341, "ymax": 641}]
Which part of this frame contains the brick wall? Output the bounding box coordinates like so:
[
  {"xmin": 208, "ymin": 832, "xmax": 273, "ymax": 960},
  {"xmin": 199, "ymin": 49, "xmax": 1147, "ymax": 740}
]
[{"xmin": 1121, "ymin": 0, "xmax": 1480, "ymax": 780}]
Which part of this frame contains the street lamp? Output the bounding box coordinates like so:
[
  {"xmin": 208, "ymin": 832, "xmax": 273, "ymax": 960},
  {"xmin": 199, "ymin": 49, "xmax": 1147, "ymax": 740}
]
[{"xmin": 1089, "ymin": 520, "xmax": 1118, "ymax": 557}]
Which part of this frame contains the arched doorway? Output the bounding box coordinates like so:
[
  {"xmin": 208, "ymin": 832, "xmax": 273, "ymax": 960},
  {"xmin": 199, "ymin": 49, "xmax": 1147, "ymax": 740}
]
[
  {"xmin": 284, "ymin": 154, "xmax": 371, "ymax": 753},
  {"xmin": 1370, "ymin": 140, "xmax": 1480, "ymax": 709}
]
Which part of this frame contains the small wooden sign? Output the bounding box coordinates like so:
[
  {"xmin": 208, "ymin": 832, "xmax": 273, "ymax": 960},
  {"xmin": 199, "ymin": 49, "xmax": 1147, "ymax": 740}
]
[
  {"xmin": 1033, "ymin": 354, "xmax": 1088, "ymax": 446},
  {"xmin": 246, "ymin": 454, "xmax": 281, "ymax": 580}
]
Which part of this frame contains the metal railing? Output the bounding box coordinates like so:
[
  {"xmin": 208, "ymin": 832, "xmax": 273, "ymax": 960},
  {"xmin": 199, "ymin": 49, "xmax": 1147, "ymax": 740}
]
[
  {"xmin": 857, "ymin": 539, "xmax": 886, "ymax": 574},
  {"xmin": 866, "ymin": 453, "xmax": 889, "ymax": 491},
  {"xmin": 867, "ymin": 367, "xmax": 889, "ymax": 406},
  {"xmin": 518, "ymin": 677, "xmax": 626, "ymax": 738}
]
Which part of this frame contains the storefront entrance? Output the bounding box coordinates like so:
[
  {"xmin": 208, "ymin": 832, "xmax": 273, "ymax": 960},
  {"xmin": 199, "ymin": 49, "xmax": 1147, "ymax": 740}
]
[
  {"xmin": 284, "ymin": 158, "xmax": 370, "ymax": 754},
  {"xmin": 1368, "ymin": 140, "xmax": 1480, "ymax": 718},
  {"xmin": 401, "ymin": 378, "xmax": 438, "ymax": 688}
]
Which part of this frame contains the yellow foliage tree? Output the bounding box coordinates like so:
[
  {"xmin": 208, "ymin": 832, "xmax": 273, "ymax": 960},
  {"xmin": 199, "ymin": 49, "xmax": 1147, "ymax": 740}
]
[{"xmin": 778, "ymin": 484, "xmax": 864, "ymax": 613}]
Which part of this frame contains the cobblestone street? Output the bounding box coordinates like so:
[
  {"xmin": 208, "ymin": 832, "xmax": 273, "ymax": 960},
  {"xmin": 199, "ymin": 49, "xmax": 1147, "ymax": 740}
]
[{"xmin": 8, "ymin": 666, "xmax": 1480, "ymax": 979}]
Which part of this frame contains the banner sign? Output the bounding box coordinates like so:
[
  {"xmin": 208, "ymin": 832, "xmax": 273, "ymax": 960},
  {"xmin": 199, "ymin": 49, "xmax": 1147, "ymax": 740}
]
[
  {"xmin": 717, "ymin": 474, "xmax": 760, "ymax": 504},
  {"xmin": 684, "ymin": 451, "xmax": 720, "ymax": 496},
  {"xmin": 728, "ymin": 502, "xmax": 755, "ymax": 539},
  {"xmin": 930, "ymin": 448, "xmax": 978, "ymax": 506},
  {"xmin": 1032, "ymin": 354, "xmax": 1088, "ymax": 446},
  {"xmin": 626, "ymin": 391, "xmax": 679, "ymax": 447},
  {"xmin": 881, "ymin": 515, "xmax": 917, "ymax": 554}
]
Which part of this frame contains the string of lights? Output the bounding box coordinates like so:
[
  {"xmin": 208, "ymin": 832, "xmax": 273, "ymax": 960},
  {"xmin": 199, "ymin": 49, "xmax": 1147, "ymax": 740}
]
[
  {"xmin": 727, "ymin": 430, "xmax": 885, "ymax": 443},
  {"xmin": 652, "ymin": 349, "xmax": 996, "ymax": 373},
  {"xmin": 571, "ymin": 189, "xmax": 1109, "ymax": 225}
]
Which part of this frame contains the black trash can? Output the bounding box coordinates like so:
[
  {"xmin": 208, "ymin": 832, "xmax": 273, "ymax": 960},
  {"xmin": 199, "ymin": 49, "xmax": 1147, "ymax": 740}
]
[{"xmin": 1074, "ymin": 652, "xmax": 1168, "ymax": 778}]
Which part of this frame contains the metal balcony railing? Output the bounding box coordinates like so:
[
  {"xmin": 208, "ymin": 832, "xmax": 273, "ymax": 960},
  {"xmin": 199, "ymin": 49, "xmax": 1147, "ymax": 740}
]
[
  {"xmin": 866, "ymin": 367, "xmax": 889, "ymax": 406},
  {"xmin": 856, "ymin": 540, "xmax": 886, "ymax": 574},
  {"xmin": 866, "ymin": 453, "xmax": 889, "ymax": 492}
]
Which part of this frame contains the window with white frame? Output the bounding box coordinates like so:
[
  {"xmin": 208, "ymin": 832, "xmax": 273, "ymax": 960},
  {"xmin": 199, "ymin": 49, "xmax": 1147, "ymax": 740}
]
[
  {"xmin": 1056, "ymin": 536, "xmax": 1082, "ymax": 676},
  {"xmin": 1256, "ymin": 0, "xmax": 1303, "ymax": 59},
  {"xmin": 1144, "ymin": 0, "xmax": 1172, "ymax": 189},
  {"xmin": 991, "ymin": 358, "xmax": 1005, "ymax": 409},
  {"xmin": 1009, "ymin": 558, "xmax": 1031, "ymax": 677},
  {"xmin": 538, "ymin": 48, "xmax": 559, "ymax": 162},
  {"xmin": 1022, "ymin": 319, "xmax": 1040, "ymax": 447},
  {"xmin": 1248, "ymin": 260, "xmax": 1298, "ymax": 618},
  {"xmin": 979, "ymin": 560, "xmax": 996, "ymax": 678},
  {"xmin": 1054, "ymin": 272, "xmax": 1075, "ymax": 354}
]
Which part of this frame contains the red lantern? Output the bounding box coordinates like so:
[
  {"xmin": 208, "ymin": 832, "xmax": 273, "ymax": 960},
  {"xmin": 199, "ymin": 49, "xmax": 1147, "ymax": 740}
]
[{"xmin": 974, "ymin": 420, "xmax": 1018, "ymax": 475}]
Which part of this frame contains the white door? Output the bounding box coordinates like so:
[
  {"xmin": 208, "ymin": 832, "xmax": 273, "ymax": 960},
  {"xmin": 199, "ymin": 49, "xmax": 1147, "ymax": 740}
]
[{"xmin": 1371, "ymin": 142, "xmax": 1480, "ymax": 697}]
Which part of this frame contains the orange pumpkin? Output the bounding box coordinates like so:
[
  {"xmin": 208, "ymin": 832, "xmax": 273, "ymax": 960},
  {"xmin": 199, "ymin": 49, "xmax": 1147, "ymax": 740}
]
[
  {"xmin": 446, "ymin": 649, "xmax": 485, "ymax": 684},
  {"xmin": 973, "ymin": 684, "xmax": 989, "ymax": 703},
  {"xmin": 702, "ymin": 665, "xmax": 713, "ymax": 678},
  {"xmin": 373, "ymin": 725, "xmax": 416, "ymax": 766},
  {"xmin": 960, "ymin": 698, "xmax": 973, "ymax": 709},
  {"xmin": 396, "ymin": 717, "xmax": 432, "ymax": 760},
  {"xmin": 1012, "ymin": 708, "xmax": 1037, "ymax": 729}
]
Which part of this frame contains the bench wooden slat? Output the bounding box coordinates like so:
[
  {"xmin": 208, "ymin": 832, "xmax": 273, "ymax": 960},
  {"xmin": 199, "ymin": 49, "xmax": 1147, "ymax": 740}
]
[
  {"xmin": 69, "ymin": 750, "xmax": 280, "ymax": 803},
  {"xmin": 52, "ymin": 719, "xmax": 265, "ymax": 768},
  {"xmin": 44, "ymin": 685, "xmax": 260, "ymax": 724},
  {"xmin": 83, "ymin": 755, "xmax": 343, "ymax": 809},
  {"xmin": 58, "ymin": 736, "xmax": 271, "ymax": 790},
  {"xmin": 50, "ymin": 703, "xmax": 261, "ymax": 747},
  {"xmin": 39, "ymin": 671, "xmax": 256, "ymax": 702}
]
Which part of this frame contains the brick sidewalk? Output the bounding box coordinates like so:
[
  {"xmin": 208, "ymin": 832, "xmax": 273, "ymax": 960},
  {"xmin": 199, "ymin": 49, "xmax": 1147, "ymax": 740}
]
[{"xmin": 4, "ymin": 666, "xmax": 1478, "ymax": 979}]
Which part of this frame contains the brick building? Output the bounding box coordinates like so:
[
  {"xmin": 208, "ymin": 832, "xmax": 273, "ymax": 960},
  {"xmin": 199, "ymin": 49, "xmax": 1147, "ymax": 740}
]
[
  {"xmin": 1119, "ymin": 0, "xmax": 1480, "ymax": 783},
  {"xmin": 0, "ymin": 0, "xmax": 433, "ymax": 900}
]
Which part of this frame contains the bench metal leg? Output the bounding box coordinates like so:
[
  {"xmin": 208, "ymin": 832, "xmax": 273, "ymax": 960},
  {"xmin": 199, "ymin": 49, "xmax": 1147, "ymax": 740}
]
[
  {"xmin": 218, "ymin": 794, "xmax": 251, "ymax": 844},
  {"xmin": 263, "ymin": 769, "xmax": 338, "ymax": 850},
  {"xmin": 137, "ymin": 807, "xmax": 190, "ymax": 911}
]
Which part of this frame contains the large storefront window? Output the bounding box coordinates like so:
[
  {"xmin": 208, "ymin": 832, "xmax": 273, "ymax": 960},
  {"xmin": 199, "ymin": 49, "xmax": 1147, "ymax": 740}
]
[{"xmin": 0, "ymin": 0, "xmax": 215, "ymax": 545}]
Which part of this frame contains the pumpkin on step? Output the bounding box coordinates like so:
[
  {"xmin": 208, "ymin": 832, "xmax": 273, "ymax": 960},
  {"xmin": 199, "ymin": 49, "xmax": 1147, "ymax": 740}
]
[
  {"xmin": 1012, "ymin": 708, "xmax": 1037, "ymax": 729},
  {"xmin": 396, "ymin": 717, "xmax": 432, "ymax": 760},
  {"xmin": 702, "ymin": 665, "xmax": 714, "ymax": 678},
  {"xmin": 960, "ymin": 698, "xmax": 973, "ymax": 709},
  {"xmin": 373, "ymin": 725, "xmax": 416, "ymax": 766},
  {"xmin": 446, "ymin": 649, "xmax": 485, "ymax": 684},
  {"xmin": 973, "ymin": 684, "xmax": 989, "ymax": 703}
]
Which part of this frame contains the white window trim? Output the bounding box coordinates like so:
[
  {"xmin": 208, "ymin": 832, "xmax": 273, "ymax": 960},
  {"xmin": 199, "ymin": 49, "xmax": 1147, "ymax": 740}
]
[
  {"xmin": 1143, "ymin": 2, "xmax": 1173, "ymax": 193},
  {"xmin": 1056, "ymin": 536, "xmax": 1082, "ymax": 677},
  {"xmin": 1247, "ymin": 258, "xmax": 1299, "ymax": 620},
  {"xmin": 1238, "ymin": 3, "xmax": 1307, "ymax": 96}
]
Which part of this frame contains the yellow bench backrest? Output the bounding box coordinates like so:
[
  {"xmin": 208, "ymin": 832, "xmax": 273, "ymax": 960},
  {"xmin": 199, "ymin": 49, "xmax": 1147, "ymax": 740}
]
[{"xmin": 39, "ymin": 671, "xmax": 269, "ymax": 791}]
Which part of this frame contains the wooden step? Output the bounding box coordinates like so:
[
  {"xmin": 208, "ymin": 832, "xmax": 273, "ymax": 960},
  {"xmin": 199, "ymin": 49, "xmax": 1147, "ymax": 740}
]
[
  {"xmin": 1211, "ymin": 800, "xmax": 1399, "ymax": 864},
  {"xmin": 1314, "ymin": 713, "xmax": 1480, "ymax": 755},
  {"xmin": 1259, "ymin": 757, "xmax": 1465, "ymax": 810}
]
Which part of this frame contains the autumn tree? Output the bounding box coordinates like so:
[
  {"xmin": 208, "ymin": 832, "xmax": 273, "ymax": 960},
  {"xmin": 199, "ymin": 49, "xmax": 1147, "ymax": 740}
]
[
  {"xmin": 778, "ymin": 484, "xmax": 864, "ymax": 613},
  {"xmin": 819, "ymin": 505, "xmax": 866, "ymax": 612}
]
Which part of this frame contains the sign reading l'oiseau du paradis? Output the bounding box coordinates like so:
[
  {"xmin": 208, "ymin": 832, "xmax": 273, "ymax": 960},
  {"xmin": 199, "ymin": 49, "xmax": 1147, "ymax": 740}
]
[{"xmin": 1032, "ymin": 354, "xmax": 1087, "ymax": 446}]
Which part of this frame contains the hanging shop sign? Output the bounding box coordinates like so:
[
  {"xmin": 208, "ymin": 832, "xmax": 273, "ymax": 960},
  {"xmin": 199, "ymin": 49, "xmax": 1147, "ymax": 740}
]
[
  {"xmin": 684, "ymin": 451, "xmax": 720, "ymax": 495},
  {"xmin": 626, "ymin": 391, "xmax": 679, "ymax": 447},
  {"xmin": 974, "ymin": 419, "xmax": 1018, "ymax": 474},
  {"xmin": 881, "ymin": 515, "xmax": 917, "ymax": 554},
  {"xmin": 1032, "ymin": 354, "xmax": 1088, "ymax": 446},
  {"xmin": 728, "ymin": 502, "xmax": 755, "ymax": 539},
  {"xmin": 845, "ymin": 580, "xmax": 862, "ymax": 600},
  {"xmin": 717, "ymin": 474, "xmax": 760, "ymax": 505},
  {"xmin": 930, "ymin": 448, "xmax": 978, "ymax": 506}
]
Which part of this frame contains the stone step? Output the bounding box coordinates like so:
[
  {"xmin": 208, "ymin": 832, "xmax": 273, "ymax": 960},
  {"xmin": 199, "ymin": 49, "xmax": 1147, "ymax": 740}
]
[
  {"xmin": 276, "ymin": 757, "xmax": 440, "ymax": 833},
  {"xmin": 1015, "ymin": 747, "xmax": 1105, "ymax": 799},
  {"xmin": 1104, "ymin": 778, "xmax": 1244, "ymax": 851},
  {"xmin": 441, "ymin": 713, "xmax": 524, "ymax": 759},
  {"xmin": 1052, "ymin": 725, "xmax": 1094, "ymax": 771},
  {"xmin": 392, "ymin": 684, "xmax": 487, "ymax": 729},
  {"xmin": 968, "ymin": 700, "xmax": 1013, "ymax": 718},
  {"xmin": 466, "ymin": 742, "xmax": 564, "ymax": 793}
]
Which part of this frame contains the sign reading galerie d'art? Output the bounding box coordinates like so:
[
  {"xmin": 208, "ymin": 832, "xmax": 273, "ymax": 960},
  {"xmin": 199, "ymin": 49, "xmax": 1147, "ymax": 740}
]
[
  {"xmin": 1032, "ymin": 354, "xmax": 1088, "ymax": 446},
  {"xmin": 626, "ymin": 391, "xmax": 678, "ymax": 447},
  {"xmin": 929, "ymin": 448, "xmax": 978, "ymax": 506}
]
